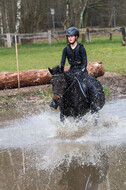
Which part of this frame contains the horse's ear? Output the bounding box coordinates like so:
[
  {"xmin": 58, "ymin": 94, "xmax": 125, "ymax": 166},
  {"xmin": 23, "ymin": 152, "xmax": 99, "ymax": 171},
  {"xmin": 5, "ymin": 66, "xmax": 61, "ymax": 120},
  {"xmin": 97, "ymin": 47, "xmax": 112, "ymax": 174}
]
[{"xmin": 48, "ymin": 67, "xmax": 53, "ymax": 74}]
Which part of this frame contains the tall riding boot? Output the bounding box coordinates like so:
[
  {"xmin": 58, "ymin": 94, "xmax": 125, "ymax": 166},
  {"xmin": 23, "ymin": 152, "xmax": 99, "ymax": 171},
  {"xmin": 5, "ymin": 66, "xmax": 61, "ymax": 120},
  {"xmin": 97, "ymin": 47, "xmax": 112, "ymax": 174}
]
[
  {"xmin": 88, "ymin": 81, "xmax": 99, "ymax": 114},
  {"xmin": 50, "ymin": 99, "xmax": 59, "ymax": 109}
]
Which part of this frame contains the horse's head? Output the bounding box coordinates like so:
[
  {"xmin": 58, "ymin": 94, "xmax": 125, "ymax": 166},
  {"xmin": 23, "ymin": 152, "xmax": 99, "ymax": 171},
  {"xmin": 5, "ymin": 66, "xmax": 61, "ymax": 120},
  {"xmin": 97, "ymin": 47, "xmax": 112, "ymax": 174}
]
[{"xmin": 48, "ymin": 66, "xmax": 65, "ymax": 102}]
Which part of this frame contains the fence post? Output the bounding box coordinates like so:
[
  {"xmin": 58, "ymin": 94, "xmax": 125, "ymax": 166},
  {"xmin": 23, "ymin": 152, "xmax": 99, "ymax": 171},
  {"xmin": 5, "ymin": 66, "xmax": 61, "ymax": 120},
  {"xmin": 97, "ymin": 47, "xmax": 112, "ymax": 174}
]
[
  {"xmin": 82, "ymin": 33, "xmax": 86, "ymax": 43},
  {"xmin": 0, "ymin": 36, "xmax": 5, "ymax": 47},
  {"xmin": 15, "ymin": 34, "xmax": 20, "ymax": 88},
  {"xmin": 48, "ymin": 30, "xmax": 51, "ymax": 45},
  {"xmin": 121, "ymin": 27, "xmax": 126, "ymax": 41},
  {"xmin": 86, "ymin": 29, "xmax": 91, "ymax": 43},
  {"xmin": 109, "ymin": 32, "xmax": 112, "ymax": 40},
  {"xmin": 6, "ymin": 33, "xmax": 11, "ymax": 48}
]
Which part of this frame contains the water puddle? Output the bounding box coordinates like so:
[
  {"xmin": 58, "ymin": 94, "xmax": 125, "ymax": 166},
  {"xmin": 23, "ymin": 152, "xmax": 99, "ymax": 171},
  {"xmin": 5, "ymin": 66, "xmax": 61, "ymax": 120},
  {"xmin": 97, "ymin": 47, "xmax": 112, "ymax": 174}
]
[{"xmin": 0, "ymin": 98, "xmax": 126, "ymax": 190}]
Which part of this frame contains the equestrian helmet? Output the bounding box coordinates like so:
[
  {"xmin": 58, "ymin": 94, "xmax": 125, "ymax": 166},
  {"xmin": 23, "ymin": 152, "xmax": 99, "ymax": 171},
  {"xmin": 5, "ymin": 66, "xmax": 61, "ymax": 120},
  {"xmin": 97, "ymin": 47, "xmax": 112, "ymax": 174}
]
[{"xmin": 66, "ymin": 27, "xmax": 79, "ymax": 37}]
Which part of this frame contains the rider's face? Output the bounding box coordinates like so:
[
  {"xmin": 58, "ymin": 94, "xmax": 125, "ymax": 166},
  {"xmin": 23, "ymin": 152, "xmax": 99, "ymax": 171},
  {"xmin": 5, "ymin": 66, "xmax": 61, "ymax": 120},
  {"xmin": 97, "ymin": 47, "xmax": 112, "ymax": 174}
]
[{"xmin": 68, "ymin": 35, "xmax": 76, "ymax": 43}]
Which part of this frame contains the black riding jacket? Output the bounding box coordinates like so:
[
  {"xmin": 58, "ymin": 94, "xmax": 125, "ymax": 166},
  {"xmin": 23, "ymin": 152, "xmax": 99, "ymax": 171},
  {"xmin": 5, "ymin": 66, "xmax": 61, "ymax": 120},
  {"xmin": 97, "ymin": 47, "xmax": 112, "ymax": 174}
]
[
  {"xmin": 60, "ymin": 43, "xmax": 98, "ymax": 110},
  {"xmin": 60, "ymin": 43, "xmax": 87, "ymax": 73}
]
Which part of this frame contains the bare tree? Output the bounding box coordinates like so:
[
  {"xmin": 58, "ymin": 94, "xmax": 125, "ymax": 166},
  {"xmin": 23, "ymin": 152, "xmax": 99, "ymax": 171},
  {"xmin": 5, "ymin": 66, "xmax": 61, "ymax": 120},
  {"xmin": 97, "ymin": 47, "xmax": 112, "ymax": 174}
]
[
  {"xmin": 0, "ymin": 0, "xmax": 8, "ymax": 33},
  {"xmin": 0, "ymin": 0, "xmax": 126, "ymax": 35}
]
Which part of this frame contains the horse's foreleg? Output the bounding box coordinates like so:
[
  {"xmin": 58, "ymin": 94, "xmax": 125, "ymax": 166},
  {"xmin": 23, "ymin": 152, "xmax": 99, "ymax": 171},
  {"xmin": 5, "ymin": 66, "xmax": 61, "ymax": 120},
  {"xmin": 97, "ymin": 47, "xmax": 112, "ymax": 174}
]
[
  {"xmin": 60, "ymin": 113, "xmax": 65, "ymax": 122},
  {"xmin": 92, "ymin": 112, "xmax": 99, "ymax": 126},
  {"xmin": 90, "ymin": 103, "xmax": 100, "ymax": 114}
]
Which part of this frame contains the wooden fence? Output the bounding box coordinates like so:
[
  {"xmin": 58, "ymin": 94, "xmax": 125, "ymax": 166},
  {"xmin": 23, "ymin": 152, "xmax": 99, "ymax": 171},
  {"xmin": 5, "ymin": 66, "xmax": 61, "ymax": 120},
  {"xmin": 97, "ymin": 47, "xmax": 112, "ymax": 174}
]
[
  {"xmin": 0, "ymin": 27, "xmax": 124, "ymax": 48},
  {"xmin": 0, "ymin": 31, "xmax": 52, "ymax": 47}
]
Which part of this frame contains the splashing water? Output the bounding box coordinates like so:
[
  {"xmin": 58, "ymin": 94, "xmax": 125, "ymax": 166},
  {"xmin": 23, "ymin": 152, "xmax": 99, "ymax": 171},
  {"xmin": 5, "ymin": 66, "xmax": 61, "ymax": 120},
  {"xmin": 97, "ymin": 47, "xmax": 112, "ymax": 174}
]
[{"xmin": 0, "ymin": 98, "xmax": 126, "ymax": 171}]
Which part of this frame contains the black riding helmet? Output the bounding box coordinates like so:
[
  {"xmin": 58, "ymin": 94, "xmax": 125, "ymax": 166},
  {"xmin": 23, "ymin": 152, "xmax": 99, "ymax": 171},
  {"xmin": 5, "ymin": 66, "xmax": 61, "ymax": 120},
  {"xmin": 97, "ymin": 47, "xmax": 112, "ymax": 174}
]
[{"xmin": 66, "ymin": 27, "xmax": 79, "ymax": 37}]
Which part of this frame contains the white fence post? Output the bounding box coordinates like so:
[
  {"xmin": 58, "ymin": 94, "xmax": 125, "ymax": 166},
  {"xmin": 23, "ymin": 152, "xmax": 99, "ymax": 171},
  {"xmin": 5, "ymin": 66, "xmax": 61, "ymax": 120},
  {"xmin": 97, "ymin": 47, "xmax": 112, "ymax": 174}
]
[
  {"xmin": 6, "ymin": 33, "xmax": 11, "ymax": 48},
  {"xmin": 48, "ymin": 30, "xmax": 51, "ymax": 45}
]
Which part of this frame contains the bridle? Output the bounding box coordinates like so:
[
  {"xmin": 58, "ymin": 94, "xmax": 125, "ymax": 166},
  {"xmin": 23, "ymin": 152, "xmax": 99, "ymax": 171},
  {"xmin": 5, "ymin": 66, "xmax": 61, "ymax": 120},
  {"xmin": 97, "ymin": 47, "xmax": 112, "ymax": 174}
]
[
  {"xmin": 52, "ymin": 74, "xmax": 75, "ymax": 99},
  {"xmin": 52, "ymin": 72, "xmax": 88, "ymax": 101}
]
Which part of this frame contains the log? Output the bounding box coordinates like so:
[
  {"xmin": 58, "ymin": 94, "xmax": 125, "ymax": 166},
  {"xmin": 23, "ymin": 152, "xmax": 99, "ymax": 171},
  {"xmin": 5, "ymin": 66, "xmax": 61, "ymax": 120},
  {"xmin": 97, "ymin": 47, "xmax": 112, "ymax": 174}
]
[
  {"xmin": 0, "ymin": 62, "xmax": 105, "ymax": 90},
  {"xmin": 0, "ymin": 70, "xmax": 52, "ymax": 90},
  {"xmin": 87, "ymin": 61, "xmax": 105, "ymax": 78},
  {"xmin": 122, "ymin": 40, "xmax": 126, "ymax": 46}
]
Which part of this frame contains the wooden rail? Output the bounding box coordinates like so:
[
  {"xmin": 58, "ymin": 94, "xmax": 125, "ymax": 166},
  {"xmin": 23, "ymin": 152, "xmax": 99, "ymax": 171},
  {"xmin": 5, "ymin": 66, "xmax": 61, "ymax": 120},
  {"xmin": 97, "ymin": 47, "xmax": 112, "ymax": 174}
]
[{"xmin": 0, "ymin": 27, "xmax": 124, "ymax": 48}]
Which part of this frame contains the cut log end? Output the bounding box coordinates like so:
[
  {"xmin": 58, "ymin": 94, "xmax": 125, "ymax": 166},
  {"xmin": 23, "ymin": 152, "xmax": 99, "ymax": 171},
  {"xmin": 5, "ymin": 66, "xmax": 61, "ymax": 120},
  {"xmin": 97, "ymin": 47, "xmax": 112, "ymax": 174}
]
[{"xmin": 87, "ymin": 61, "xmax": 105, "ymax": 78}]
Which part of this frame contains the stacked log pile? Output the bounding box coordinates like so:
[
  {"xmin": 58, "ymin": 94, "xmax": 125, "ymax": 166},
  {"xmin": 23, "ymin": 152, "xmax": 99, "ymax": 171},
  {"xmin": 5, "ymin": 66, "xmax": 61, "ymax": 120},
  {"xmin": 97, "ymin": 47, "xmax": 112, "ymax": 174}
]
[{"xmin": 0, "ymin": 62, "xmax": 105, "ymax": 90}]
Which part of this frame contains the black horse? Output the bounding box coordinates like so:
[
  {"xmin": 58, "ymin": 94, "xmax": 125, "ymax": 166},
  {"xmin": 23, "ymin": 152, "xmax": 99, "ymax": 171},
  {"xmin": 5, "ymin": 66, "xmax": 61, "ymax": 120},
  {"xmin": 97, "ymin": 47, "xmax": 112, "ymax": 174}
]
[{"xmin": 49, "ymin": 66, "xmax": 105, "ymax": 121}]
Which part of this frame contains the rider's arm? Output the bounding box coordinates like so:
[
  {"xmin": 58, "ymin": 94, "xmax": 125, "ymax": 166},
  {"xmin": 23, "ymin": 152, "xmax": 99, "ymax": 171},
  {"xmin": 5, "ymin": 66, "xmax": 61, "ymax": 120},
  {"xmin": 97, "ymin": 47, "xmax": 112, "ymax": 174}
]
[
  {"xmin": 60, "ymin": 47, "xmax": 67, "ymax": 69},
  {"xmin": 80, "ymin": 45, "xmax": 87, "ymax": 68}
]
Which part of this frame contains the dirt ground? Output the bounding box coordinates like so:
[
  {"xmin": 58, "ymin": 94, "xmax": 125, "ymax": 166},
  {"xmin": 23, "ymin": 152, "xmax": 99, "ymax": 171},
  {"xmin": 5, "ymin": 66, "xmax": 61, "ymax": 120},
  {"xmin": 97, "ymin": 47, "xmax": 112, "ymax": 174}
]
[
  {"xmin": 97, "ymin": 72, "xmax": 126, "ymax": 97},
  {"xmin": 0, "ymin": 72, "xmax": 125, "ymax": 110}
]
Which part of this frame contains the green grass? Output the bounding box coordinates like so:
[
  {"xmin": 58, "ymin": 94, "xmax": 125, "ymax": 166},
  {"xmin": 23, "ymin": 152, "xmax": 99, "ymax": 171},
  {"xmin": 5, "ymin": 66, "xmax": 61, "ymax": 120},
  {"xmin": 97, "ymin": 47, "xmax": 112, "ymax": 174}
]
[
  {"xmin": 34, "ymin": 87, "xmax": 53, "ymax": 100},
  {"xmin": 0, "ymin": 35, "xmax": 125, "ymax": 74},
  {"xmin": 103, "ymin": 86, "xmax": 111, "ymax": 96},
  {"xmin": 85, "ymin": 35, "xmax": 126, "ymax": 74}
]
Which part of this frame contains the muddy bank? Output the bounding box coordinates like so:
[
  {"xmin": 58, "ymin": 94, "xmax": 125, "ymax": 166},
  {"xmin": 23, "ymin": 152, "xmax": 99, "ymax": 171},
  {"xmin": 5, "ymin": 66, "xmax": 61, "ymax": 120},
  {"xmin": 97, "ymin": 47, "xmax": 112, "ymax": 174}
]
[
  {"xmin": 97, "ymin": 72, "xmax": 126, "ymax": 97},
  {"xmin": 0, "ymin": 72, "xmax": 125, "ymax": 111}
]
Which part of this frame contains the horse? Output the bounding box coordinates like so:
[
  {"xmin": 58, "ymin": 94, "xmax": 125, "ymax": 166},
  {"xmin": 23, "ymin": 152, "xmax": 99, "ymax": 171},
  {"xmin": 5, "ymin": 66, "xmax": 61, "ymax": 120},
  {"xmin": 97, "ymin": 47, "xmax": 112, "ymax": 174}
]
[{"xmin": 48, "ymin": 66, "xmax": 105, "ymax": 121}]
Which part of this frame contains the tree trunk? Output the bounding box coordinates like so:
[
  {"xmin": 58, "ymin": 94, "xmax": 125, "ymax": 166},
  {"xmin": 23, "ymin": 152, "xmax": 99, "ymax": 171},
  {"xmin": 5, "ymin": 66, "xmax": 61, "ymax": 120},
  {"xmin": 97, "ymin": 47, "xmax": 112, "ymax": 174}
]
[
  {"xmin": 0, "ymin": 62, "xmax": 105, "ymax": 90},
  {"xmin": 84, "ymin": 7, "xmax": 88, "ymax": 28},
  {"xmin": 1, "ymin": 0, "xmax": 8, "ymax": 33}
]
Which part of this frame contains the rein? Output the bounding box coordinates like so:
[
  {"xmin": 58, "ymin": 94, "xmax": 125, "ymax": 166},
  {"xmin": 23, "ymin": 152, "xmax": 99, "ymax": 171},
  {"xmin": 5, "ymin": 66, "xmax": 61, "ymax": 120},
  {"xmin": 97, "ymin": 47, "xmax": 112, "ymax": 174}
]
[
  {"xmin": 62, "ymin": 79, "xmax": 75, "ymax": 96},
  {"xmin": 62, "ymin": 77, "xmax": 88, "ymax": 103}
]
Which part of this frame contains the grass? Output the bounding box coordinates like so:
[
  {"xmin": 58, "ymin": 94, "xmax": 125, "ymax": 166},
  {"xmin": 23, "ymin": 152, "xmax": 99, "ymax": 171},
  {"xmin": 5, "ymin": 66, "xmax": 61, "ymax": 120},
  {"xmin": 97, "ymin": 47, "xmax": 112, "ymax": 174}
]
[
  {"xmin": 0, "ymin": 34, "xmax": 125, "ymax": 74},
  {"xmin": 34, "ymin": 87, "xmax": 53, "ymax": 100},
  {"xmin": 86, "ymin": 35, "xmax": 126, "ymax": 74},
  {"xmin": 103, "ymin": 86, "xmax": 111, "ymax": 97}
]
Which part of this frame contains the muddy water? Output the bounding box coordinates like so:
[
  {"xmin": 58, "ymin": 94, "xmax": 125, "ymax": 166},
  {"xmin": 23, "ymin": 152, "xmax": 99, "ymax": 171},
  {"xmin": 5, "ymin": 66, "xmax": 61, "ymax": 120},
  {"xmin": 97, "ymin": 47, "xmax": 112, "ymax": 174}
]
[{"xmin": 0, "ymin": 98, "xmax": 126, "ymax": 190}]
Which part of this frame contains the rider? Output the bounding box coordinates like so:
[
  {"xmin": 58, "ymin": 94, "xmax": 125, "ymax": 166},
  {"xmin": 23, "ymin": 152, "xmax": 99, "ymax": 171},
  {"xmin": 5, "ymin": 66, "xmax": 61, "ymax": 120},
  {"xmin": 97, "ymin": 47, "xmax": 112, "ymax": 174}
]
[
  {"xmin": 50, "ymin": 27, "xmax": 99, "ymax": 113},
  {"xmin": 60, "ymin": 27, "xmax": 88, "ymax": 75}
]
